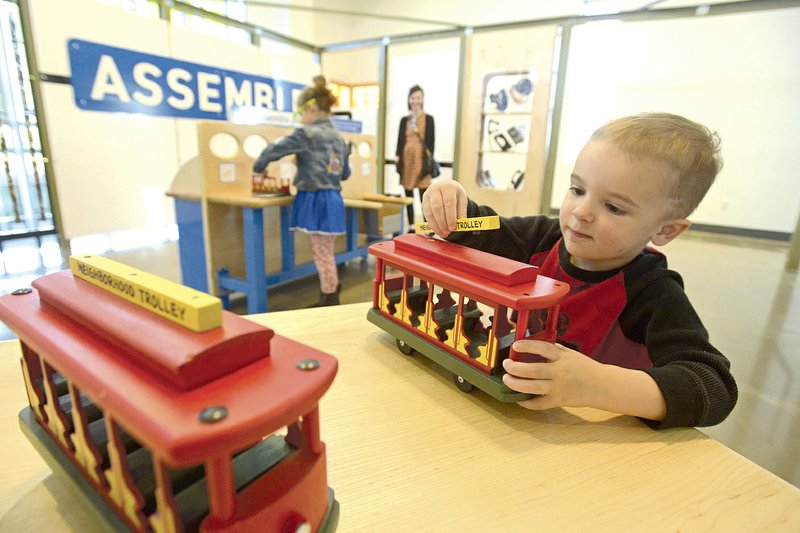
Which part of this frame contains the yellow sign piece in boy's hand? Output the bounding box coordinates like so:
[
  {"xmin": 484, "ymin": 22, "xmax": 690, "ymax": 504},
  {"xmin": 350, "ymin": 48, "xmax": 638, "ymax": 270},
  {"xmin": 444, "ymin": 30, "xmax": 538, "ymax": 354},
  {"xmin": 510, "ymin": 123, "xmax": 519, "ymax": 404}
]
[{"xmin": 415, "ymin": 215, "xmax": 500, "ymax": 234}]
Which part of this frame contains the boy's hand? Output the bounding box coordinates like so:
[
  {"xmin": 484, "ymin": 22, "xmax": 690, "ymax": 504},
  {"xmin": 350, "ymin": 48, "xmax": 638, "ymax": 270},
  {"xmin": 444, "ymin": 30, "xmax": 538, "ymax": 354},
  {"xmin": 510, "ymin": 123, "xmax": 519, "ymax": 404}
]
[
  {"xmin": 502, "ymin": 340, "xmax": 668, "ymax": 421},
  {"xmin": 421, "ymin": 180, "xmax": 468, "ymax": 238},
  {"xmin": 502, "ymin": 340, "xmax": 603, "ymax": 410}
]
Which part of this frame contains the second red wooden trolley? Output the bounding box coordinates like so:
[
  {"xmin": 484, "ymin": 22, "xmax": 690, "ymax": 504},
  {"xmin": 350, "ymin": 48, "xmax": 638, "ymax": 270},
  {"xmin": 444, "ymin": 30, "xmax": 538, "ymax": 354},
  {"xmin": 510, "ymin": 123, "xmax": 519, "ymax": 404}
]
[{"xmin": 367, "ymin": 233, "xmax": 570, "ymax": 401}]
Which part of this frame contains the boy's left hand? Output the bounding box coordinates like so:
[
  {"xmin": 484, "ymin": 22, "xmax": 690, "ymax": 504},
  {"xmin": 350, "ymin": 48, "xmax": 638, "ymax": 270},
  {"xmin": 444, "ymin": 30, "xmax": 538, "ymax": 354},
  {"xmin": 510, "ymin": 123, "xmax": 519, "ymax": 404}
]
[{"xmin": 502, "ymin": 340, "xmax": 603, "ymax": 410}]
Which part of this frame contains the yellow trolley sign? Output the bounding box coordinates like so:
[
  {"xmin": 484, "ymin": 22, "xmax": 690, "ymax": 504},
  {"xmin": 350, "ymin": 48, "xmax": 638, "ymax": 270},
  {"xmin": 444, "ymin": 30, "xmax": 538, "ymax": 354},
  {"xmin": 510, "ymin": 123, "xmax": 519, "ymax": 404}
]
[
  {"xmin": 69, "ymin": 254, "xmax": 222, "ymax": 332},
  {"xmin": 415, "ymin": 215, "xmax": 500, "ymax": 234}
]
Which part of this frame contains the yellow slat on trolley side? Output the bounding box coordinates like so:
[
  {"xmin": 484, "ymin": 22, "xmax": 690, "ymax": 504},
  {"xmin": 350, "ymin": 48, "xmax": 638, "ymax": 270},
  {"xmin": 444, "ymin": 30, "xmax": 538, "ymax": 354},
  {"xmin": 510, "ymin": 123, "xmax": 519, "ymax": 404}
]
[
  {"xmin": 415, "ymin": 215, "xmax": 500, "ymax": 234},
  {"xmin": 69, "ymin": 254, "xmax": 222, "ymax": 332}
]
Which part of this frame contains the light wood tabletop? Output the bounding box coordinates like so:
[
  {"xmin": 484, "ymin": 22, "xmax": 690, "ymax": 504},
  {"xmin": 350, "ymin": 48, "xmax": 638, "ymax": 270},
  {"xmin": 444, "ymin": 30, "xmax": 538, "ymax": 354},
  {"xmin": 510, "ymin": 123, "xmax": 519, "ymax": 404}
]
[
  {"xmin": 166, "ymin": 190, "xmax": 386, "ymax": 211},
  {"xmin": 205, "ymin": 192, "xmax": 386, "ymax": 211},
  {"xmin": 1, "ymin": 301, "xmax": 799, "ymax": 532}
]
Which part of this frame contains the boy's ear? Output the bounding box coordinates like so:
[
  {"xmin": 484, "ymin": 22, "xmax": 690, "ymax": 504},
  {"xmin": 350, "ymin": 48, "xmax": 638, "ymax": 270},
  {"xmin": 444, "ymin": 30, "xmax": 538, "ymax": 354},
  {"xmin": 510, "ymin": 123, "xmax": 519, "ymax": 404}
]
[{"xmin": 651, "ymin": 218, "xmax": 691, "ymax": 246}]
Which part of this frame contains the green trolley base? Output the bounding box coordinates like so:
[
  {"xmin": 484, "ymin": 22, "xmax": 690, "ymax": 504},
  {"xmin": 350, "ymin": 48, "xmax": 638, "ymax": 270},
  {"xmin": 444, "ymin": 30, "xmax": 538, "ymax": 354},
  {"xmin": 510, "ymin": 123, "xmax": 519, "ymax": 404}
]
[
  {"xmin": 367, "ymin": 307, "xmax": 533, "ymax": 403},
  {"xmin": 19, "ymin": 406, "xmax": 339, "ymax": 532}
]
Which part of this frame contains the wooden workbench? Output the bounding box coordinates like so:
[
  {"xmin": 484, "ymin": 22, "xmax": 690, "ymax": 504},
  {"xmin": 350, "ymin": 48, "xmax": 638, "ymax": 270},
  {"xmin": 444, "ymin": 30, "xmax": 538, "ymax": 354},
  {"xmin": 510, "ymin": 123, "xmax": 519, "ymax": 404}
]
[{"xmin": 167, "ymin": 122, "xmax": 411, "ymax": 314}]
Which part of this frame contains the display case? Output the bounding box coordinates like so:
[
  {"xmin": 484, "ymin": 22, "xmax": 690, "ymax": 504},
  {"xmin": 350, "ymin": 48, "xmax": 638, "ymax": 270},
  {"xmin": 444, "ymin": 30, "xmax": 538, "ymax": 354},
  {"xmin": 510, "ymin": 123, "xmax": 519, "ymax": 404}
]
[{"xmin": 476, "ymin": 71, "xmax": 536, "ymax": 191}]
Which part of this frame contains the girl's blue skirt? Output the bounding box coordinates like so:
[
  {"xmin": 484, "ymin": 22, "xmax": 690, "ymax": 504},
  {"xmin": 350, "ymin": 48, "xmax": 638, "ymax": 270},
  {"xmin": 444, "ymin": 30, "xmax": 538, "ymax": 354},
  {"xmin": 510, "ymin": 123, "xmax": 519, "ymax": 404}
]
[{"xmin": 290, "ymin": 190, "xmax": 346, "ymax": 235}]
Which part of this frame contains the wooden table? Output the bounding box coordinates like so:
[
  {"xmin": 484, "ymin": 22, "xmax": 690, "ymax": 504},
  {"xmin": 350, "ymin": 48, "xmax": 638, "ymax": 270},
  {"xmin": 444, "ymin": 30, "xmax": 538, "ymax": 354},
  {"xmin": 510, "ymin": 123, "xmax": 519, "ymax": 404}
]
[{"xmin": 2, "ymin": 302, "xmax": 799, "ymax": 531}]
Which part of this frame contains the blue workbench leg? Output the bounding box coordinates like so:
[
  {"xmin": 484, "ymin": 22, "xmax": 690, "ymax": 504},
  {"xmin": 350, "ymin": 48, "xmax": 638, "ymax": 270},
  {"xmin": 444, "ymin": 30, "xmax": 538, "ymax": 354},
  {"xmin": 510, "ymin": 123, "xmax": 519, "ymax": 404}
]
[
  {"xmin": 173, "ymin": 199, "xmax": 208, "ymax": 293},
  {"xmin": 280, "ymin": 205, "xmax": 294, "ymax": 271},
  {"xmin": 243, "ymin": 207, "xmax": 267, "ymax": 313},
  {"xmin": 346, "ymin": 207, "xmax": 358, "ymax": 253}
]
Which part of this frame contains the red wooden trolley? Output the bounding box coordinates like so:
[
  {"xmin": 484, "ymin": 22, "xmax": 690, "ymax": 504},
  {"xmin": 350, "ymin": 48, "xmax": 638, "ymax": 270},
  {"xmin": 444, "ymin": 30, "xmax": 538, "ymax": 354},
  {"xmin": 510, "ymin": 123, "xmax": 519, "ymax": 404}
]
[
  {"xmin": 0, "ymin": 264, "xmax": 338, "ymax": 532},
  {"xmin": 367, "ymin": 233, "xmax": 570, "ymax": 401}
]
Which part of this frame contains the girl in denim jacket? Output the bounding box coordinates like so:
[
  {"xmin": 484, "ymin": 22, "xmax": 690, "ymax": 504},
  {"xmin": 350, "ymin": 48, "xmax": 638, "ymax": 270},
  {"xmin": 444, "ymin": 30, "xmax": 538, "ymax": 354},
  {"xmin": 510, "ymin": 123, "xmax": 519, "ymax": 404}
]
[{"xmin": 253, "ymin": 76, "xmax": 351, "ymax": 306}]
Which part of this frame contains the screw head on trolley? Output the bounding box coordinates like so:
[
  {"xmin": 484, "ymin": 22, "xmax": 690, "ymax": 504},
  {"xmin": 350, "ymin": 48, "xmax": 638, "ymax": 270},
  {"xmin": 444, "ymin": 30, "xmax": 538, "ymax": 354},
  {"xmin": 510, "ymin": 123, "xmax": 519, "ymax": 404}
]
[
  {"xmin": 198, "ymin": 406, "xmax": 228, "ymax": 423},
  {"xmin": 297, "ymin": 358, "xmax": 320, "ymax": 371}
]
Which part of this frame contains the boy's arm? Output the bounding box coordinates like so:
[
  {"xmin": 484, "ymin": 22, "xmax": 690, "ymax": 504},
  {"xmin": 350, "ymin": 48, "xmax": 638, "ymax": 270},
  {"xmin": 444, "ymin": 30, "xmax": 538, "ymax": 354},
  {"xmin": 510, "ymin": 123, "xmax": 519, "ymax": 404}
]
[
  {"xmin": 595, "ymin": 365, "xmax": 667, "ymax": 420},
  {"xmin": 422, "ymin": 182, "xmax": 562, "ymax": 263},
  {"xmin": 502, "ymin": 342, "xmax": 667, "ymax": 421},
  {"xmin": 622, "ymin": 274, "xmax": 737, "ymax": 428}
]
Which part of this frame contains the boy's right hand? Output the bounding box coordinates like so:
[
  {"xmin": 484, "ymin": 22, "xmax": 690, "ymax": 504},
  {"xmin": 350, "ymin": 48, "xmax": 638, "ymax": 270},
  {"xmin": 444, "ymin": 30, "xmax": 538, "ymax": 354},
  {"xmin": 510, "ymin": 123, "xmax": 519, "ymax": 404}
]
[{"xmin": 421, "ymin": 180, "xmax": 468, "ymax": 238}]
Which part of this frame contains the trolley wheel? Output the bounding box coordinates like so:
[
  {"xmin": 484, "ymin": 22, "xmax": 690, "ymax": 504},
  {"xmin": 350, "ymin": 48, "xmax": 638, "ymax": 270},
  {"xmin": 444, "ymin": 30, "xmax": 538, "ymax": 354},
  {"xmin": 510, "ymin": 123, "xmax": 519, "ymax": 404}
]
[
  {"xmin": 453, "ymin": 374, "xmax": 475, "ymax": 393},
  {"xmin": 396, "ymin": 338, "xmax": 415, "ymax": 355}
]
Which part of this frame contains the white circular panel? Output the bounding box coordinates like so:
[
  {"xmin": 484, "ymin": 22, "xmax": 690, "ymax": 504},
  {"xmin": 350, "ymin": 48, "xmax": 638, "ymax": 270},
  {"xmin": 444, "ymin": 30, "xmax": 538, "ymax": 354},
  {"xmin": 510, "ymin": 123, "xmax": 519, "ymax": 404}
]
[
  {"xmin": 208, "ymin": 132, "xmax": 239, "ymax": 159},
  {"xmin": 357, "ymin": 141, "xmax": 372, "ymax": 158},
  {"xmin": 243, "ymin": 134, "xmax": 268, "ymax": 158}
]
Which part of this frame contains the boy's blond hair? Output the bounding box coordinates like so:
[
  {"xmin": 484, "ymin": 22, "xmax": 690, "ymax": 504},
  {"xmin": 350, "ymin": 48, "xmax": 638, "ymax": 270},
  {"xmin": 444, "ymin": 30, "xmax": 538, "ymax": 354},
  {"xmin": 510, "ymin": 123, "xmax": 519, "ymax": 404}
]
[{"xmin": 591, "ymin": 112, "xmax": 723, "ymax": 218}]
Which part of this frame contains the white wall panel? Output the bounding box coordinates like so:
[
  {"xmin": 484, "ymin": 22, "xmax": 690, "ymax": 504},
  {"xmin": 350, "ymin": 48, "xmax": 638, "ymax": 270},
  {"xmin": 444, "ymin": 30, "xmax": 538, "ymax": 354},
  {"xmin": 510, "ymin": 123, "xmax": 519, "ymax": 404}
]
[
  {"xmin": 385, "ymin": 38, "xmax": 460, "ymax": 195},
  {"xmin": 259, "ymin": 41, "xmax": 318, "ymax": 89},
  {"xmin": 553, "ymin": 8, "xmax": 800, "ymax": 233},
  {"xmin": 168, "ymin": 23, "xmax": 260, "ymax": 74},
  {"xmin": 29, "ymin": 0, "xmax": 170, "ymax": 75},
  {"xmin": 40, "ymin": 84, "xmax": 179, "ymax": 238}
]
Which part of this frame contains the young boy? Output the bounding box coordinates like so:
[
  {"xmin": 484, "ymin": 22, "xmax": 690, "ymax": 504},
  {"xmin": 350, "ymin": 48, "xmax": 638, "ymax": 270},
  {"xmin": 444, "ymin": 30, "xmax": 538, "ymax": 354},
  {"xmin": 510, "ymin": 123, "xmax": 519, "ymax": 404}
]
[{"xmin": 421, "ymin": 112, "xmax": 737, "ymax": 429}]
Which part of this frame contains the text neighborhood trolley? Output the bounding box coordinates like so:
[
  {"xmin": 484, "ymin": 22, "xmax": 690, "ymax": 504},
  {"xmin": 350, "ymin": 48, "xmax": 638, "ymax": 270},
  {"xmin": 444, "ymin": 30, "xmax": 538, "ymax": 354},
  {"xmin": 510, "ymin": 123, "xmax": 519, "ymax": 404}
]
[
  {"xmin": 367, "ymin": 234, "xmax": 570, "ymax": 400},
  {"xmin": 0, "ymin": 255, "xmax": 339, "ymax": 532}
]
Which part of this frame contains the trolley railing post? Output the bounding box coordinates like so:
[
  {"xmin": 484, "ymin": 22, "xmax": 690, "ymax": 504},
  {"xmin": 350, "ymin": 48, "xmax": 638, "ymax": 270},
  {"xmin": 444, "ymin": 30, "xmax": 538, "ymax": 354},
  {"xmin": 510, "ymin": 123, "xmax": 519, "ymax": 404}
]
[{"xmin": 205, "ymin": 454, "xmax": 237, "ymax": 525}]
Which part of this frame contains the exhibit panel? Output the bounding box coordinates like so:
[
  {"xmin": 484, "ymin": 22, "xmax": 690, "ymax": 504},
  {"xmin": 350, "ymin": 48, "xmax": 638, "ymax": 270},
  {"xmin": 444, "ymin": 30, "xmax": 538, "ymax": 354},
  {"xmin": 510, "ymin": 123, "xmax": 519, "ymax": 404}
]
[
  {"xmin": 196, "ymin": 122, "xmax": 378, "ymax": 200},
  {"xmin": 458, "ymin": 25, "xmax": 558, "ymax": 217}
]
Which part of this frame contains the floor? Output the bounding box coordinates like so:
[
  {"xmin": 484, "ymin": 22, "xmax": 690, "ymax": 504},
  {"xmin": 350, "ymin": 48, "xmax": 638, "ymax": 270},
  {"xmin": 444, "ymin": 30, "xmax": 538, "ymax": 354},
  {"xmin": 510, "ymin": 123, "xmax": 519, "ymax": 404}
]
[{"xmin": 0, "ymin": 231, "xmax": 798, "ymax": 490}]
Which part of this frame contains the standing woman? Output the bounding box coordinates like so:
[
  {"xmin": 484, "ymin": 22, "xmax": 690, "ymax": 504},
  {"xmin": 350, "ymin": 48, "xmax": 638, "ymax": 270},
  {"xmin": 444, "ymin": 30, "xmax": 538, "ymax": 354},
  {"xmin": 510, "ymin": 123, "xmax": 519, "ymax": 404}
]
[
  {"xmin": 396, "ymin": 85, "xmax": 435, "ymax": 230},
  {"xmin": 252, "ymin": 75, "xmax": 351, "ymax": 306}
]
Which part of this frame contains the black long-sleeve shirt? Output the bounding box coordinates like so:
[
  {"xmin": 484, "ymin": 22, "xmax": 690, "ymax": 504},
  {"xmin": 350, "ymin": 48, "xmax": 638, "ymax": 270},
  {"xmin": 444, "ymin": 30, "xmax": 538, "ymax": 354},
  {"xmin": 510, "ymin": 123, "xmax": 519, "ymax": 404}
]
[{"xmin": 450, "ymin": 201, "xmax": 737, "ymax": 429}]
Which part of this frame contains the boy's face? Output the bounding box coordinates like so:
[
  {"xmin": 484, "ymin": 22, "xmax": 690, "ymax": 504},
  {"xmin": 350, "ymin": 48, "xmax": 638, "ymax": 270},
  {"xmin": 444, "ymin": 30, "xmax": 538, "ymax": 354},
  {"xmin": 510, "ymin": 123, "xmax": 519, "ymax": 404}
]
[{"xmin": 559, "ymin": 139, "xmax": 687, "ymax": 271}]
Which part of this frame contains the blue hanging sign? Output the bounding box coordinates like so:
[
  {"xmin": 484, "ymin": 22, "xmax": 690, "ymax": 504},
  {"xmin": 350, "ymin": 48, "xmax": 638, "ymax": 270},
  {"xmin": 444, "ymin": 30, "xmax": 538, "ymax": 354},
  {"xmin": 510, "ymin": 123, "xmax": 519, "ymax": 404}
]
[
  {"xmin": 331, "ymin": 117, "xmax": 364, "ymax": 133},
  {"xmin": 67, "ymin": 38, "xmax": 306, "ymax": 121}
]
